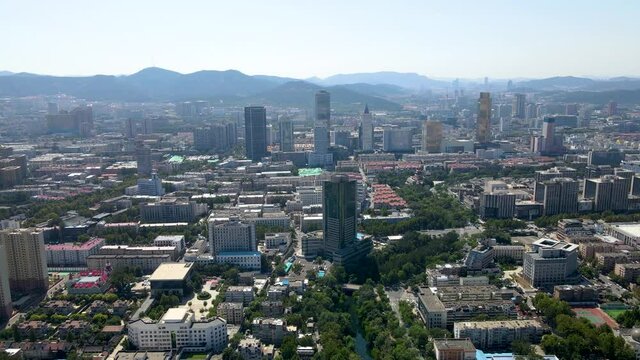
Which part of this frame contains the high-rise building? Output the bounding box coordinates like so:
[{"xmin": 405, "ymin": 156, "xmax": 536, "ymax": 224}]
[
  {"xmin": 313, "ymin": 126, "xmax": 329, "ymax": 154},
  {"xmin": 125, "ymin": 118, "xmax": 137, "ymax": 139},
  {"xmin": 46, "ymin": 105, "xmax": 93, "ymax": 137},
  {"xmin": 136, "ymin": 143, "xmax": 152, "ymax": 177},
  {"xmin": 0, "ymin": 228, "xmax": 48, "ymax": 292},
  {"xmin": 142, "ymin": 117, "xmax": 154, "ymax": 135},
  {"xmin": 194, "ymin": 124, "xmax": 236, "ymax": 153},
  {"xmin": 565, "ymin": 103, "xmax": 578, "ymax": 116},
  {"xmin": 584, "ymin": 175, "xmax": 630, "ymax": 212},
  {"xmin": 0, "ymin": 245, "xmax": 11, "ymax": 321},
  {"xmin": 279, "ymin": 116, "xmax": 294, "ymax": 152},
  {"xmin": 534, "ymin": 178, "xmax": 579, "ymax": 216},
  {"xmin": 314, "ymin": 90, "xmax": 331, "ymax": 126},
  {"xmin": 422, "ymin": 120, "xmax": 443, "ymax": 153},
  {"xmin": 383, "ymin": 128, "xmax": 413, "ymax": 152},
  {"xmin": 532, "ymin": 117, "xmax": 564, "ymax": 155},
  {"xmin": 608, "ymin": 101, "xmax": 618, "ymax": 116},
  {"xmin": 359, "ymin": 105, "xmax": 374, "ymax": 151},
  {"xmin": 525, "ymin": 103, "xmax": 537, "ymax": 120},
  {"xmin": 47, "ymin": 102, "xmax": 59, "ymax": 115},
  {"xmin": 476, "ymin": 92, "xmax": 492, "ymax": 143},
  {"xmin": 512, "ymin": 93, "xmax": 526, "ymax": 119},
  {"xmin": 244, "ymin": 106, "xmax": 268, "ymax": 162},
  {"xmin": 480, "ymin": 192, "xmax": 516, "ymax": 219},
  {"xmin": 322, "ymin": 175, "xmax": 372, "ymax": 265}
]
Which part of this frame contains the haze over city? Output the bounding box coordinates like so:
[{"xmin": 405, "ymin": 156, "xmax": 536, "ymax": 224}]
[
  {"xmin": 3, "ymin": 2, "xmax": 640, "ymax": 360},
  {"xmin": 2, "ymin": 0, "xmax": 640, "ymax": 79}
]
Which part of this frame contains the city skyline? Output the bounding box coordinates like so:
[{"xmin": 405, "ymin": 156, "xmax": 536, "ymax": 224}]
[{"xmin": 2, "ymin": 1, "xmax": 639, "ymax": 79}]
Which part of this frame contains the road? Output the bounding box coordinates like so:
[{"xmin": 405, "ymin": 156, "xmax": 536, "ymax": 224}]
[
  {"xmin": 131, "ymin": 295, "xmax": 153, "ymax": 320},
  {"xmin": 598, "ymin": 274, "xmax": 628, "ymax": 298}
]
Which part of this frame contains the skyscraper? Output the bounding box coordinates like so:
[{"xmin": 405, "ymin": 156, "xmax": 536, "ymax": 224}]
[
  {"xmin": 359, "ymin": 105, "xmax": 374, "ymax": 151},
  {"xmin": 540, "ymin": 117, "xmax": 564, "ymax": 155},
  {"xmin": 476, "ymin": 92, "xmax": 492, "ymax": 143},
  {"xmin": 512, "ymin": 93, "xmax": 526, "ymax": 119},
  {"xmin": 312, "ymin": 91, "xmax": 331, "ymax": 155},
  {"xmin": 142, "ymin": 117, "xmax": 154, "ymax": 135},
  {"xmin": 0, "ymin": 245, "xmax": 11, "ymax": 321},
  {"xmin": 422, "ymin": 120, "xmax": 443, "ymax": 153},
  {"xmin": 323, "ymin": 175, "xmax": 357, "ymax": 260},
  {"xmin": 244, "ymin": 106, "xmax": 268, "ymax": 162},
  {"xmin": 125, "ymin": 118, "xmax": 137, "ymax": 139},
  {"xmin": 136, "ymin": 143, "xmax": 152, "ymax": 177},
  {"xmin": 279, "ymin": 116, "xmax": 294, "ymax": 152},
  {"xmin": 608, "ymin": 101, "xmax": 618, "ymax": 116},
  {"xmin": 314, "ymin": 90, "xmax": 331, "ymax": 126},
  {"xmin": 0, "ymin": 228, "xmax": 48, "ymax": 292}
]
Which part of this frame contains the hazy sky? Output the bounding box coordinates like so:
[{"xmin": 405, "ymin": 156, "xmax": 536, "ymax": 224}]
[{"xmin": 2, "ymin": 0, "xmax": 639, "ymax": 79}]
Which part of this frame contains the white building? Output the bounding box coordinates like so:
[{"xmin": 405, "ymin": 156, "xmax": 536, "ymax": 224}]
[
  {"xmin": 216, "ymin": 252, "xmax": 261, "ymax": 270},
  {"xmin": 153, "ymin": 235, "xmax": 186, "ymax": 253},
  {"xmin": 137, "ymin": 174, "xmax": 165, "ymax": 196},
  {"xmin": 128, "ymin": 308, "xmax": 227, "ymax": 353},
  {"xmin": 209, "ymin": 218, "xmax": 257, "ymax": 255},
  {"xmin": 453, "ymin": 320, "xmax": 547, "ymax": 350}
]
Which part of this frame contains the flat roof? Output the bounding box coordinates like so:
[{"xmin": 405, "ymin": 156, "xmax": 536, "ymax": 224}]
[
  {"xmin": 149, "ymin": 262, "xmax": 192, "ymax": 281},
  {"xmin": 610, "ymin": 223, "xmax": 640, "ymax": 238},
  {"xmin": 46, "ymin": 237, "xmax": 104, "ymax": 251},
  {"xmin": 161, "ymin": 308, "xmax": 189, "ymax": 323}
]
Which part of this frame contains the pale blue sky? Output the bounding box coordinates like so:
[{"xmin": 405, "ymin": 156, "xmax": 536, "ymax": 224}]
[{"xmin": 1, "ymin": 0, "xmax": 638, "ymax": 79}]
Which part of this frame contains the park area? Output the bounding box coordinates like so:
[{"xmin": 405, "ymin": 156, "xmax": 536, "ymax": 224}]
[{"xmin": 573, "ymin": 307, "xmax": 619, "ymax": 329}]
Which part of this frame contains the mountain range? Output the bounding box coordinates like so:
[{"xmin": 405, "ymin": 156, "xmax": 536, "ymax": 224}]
[{"xmin": 0, "ymin": 67, "xmax": 639, "ymax": 109}]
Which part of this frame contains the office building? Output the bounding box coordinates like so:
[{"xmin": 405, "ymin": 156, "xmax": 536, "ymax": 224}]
[
  {"xmin": 416, "ymin": 285, "xmax": 517, "ymax": 329},
  {"xmin": 523, "ymin": 238, "xmax": 578, "ymax": 288},
  {"xmin": 0, "ymin": 245, "xmax": 11, "ymax": 321},
  {"xmin": 136, "ymin": 143, "xmax": 152, "ymax": 177},
  {"xmin": 539, "ymin": 117, "xmax": 564, "ymax": 155},
  {"xmin": 128, "ymin": 308, "xmax": 227, "ymax": 353},
  {"xmin": 584, "ymin": 175, "xmax": 630, "ymax": 212},
  {"xmin": 359, "ymin": 105, "xmax": 374, "ymax": 151},
  {"xmin": 314, "ymin": 90, "xmax": 331, "ymax": 126},
  {"xmin": 139, "ymin": 198, "xmax": 207, "ymax": 223},
  {"xmin": 0, "ymin": 228, "xmax": 48, "ymax": 292},
  {"xmin": 313, "ymin": 126, "xmax": 329, "ymax": 154},
  {"xmin": 323, "ymin": 175, "xmax": 372, "ymax": 265},
  {"xmin": 244, "ymin": 106, "xmax": 268, "ymax": 161},
  {"xmin": 137, "ymin": 173, "xmax": 165, "ymax": 196},
  {"xmin": 422, "ymin": 120, "xmax": 443, "ymax": 153},
  {"xmin": 479, "ymin": 192, "xmax": 516, "ymax": 219},
  {"xmin": 534, "ymin": 178, "xmax": 578, "ymax": 216},
  {"xmin": 588, "ymin": 149, "xmax": 624, "ymax": 167},
  {"xmin": 453, "ymin": 320, "xmax": 546, "ymax": 350},
  {"xmin": 383, "ymin": 128, "xmax": 413, "ymax": 152},
  {"xmin": 279, "ymin": 116, "xmax": 294, "ymax": 152},
  {"xmin": 125, "ymin": 118, "xmax": 136, "ymax": 139},
  {"xmin": 608, "ymin": 101, "xmax": 618, "ymax": 116},
  {"xmin": 512, "ymin": 93, "xmax": 526, "ymax": 119},
  {"xmin": 208, "ymin": 218, "xmax": 257, "ymax": 255},
  {"xmin": 476, "ymin": 92, "xmax": 492, "ymax": 143}
]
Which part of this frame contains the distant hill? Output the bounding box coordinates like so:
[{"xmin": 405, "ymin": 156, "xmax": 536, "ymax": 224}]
[
  {"xmin": 0, "ymin": 67, "xmax": 286, "ymax": 101},
  {"xmin": 315, "ymin": 71, "xmax": 450, "ymax": 90},
  {"xmin": 245, "ymin": 81, "xmax": 402, "ymax": 111},
  {"xmin": 515, "ymin": 76, "xmax": 596, "ymax": 90},
  {"xmin": 550, "ymin": 89, "xmax": 640, "ymax": 105},
  {"xmin": 0, "ymin": 71, "xmax": 14, "ymax": 76}
]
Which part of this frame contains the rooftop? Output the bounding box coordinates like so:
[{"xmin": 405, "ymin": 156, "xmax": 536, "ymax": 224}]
[
  {"xmin": 149, "ymin": 262, "xmax": 193, "ymax": 281},
  {"xmin": 46, "ymin": 237, "xmax": 104, "ymax": 251},
  {"xmin": 609, "ymin": 223, "xmax": 640, "ymax": 238},
  {"xmin": 161, "ymin": 308, "xmax": 189, "ymax": 323}
]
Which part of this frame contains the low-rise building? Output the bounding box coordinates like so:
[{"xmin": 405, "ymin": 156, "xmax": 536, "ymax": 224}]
[
  {"xmin": 225, "ymin": 286, "xmax": 255, "ymax": 305},
  {"xmin": 453, "ymin": 320, "xmax": 547, "ymax": 350},
  {"xmin": 216, "ymin": 302, "xmax": 244, "ymax": 325},
  {"xmin": 86, "ymin": 253, "xmax": 172, "ymax": 273},
  {"xmin": 57, "ymin": 320, "xmax": 90, "ymax": 337},
  {"xmin": 553, "ymin": 285, "xmax": 599, "ymax": 305},
  {"xmin": 238, "ymin": 337, "xmax": 263, "ymax": 360},
  {"xmin": 153, "ymin": 235, "xmax": 186, "ymax": 253},
  {"xmin": 149, "ymin": 262, "xmax": 193, "ymax": 297},
  {"xmin": 595, "ymin": 252, "xmax": 629, "ymax": 272},
  {"xmin": 128, "ymin": 308, "xmax": 227, "ymax": 353},
  {"xmin": 614, "ymin": 263, "xmax": 640, "ymax": 282},
  {"xmin": 260, "ymin": 301, "xmax": 284, "ymax": 317},
  {"xmin": 251, "ymin": 318, "xmax": 295, "ymax": 346},
  {"xmin": 46, "ymin": 237, "xmax": 105, "ymax": 267},
  {"xmin": 215, "ymin": 251, "xmax": 261, "ymax": 270},
  {"xmin": 432, "ymin": 338, "xmax": 477, "ymax": 360},
  {"xmin": 416, "ymin": 286, "xmax": 517, "ymax": 329}
]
